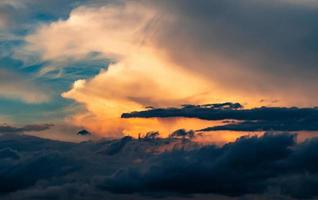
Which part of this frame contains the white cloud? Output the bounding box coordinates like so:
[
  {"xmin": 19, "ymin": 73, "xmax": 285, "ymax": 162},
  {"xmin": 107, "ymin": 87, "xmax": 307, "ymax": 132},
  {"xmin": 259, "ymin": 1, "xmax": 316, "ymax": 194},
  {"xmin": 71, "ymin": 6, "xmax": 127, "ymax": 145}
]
[{"xmin": 24, "ymin": 2, "xmax": 220, "ymax": 137}]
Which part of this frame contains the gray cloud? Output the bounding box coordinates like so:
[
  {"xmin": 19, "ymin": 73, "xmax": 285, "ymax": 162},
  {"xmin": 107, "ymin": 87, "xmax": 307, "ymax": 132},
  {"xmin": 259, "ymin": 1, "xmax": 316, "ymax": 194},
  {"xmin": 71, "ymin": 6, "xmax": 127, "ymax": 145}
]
[
  {"xmin": 0, "ymin": 124, "xmax": 53, "ymax": 134},
  {"xmin": 200, "ymin": 120, "xmax": 318, "ymax": 132},
  {"xmin": 140, "ymin": 0, "xmax": 318, "ymax": 105},
  {"xmin": 101, "ymin": 133, "xmax": 318, "ymax": 199},
  {"xmin": 122, "ymin": 103, "xmax": 318, "ymax": 132},
  {"xmin": 1, "ymin": 133, "xmax": 318, "ymax": 199}
]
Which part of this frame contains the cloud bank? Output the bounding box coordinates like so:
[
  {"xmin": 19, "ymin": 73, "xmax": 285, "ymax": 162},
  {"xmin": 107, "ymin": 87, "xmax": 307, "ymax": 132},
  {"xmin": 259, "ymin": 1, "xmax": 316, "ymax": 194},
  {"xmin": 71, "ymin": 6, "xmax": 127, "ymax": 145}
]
[{"xmin": 2, "ymin": 133, "xmax": 318, "ymax": 199}]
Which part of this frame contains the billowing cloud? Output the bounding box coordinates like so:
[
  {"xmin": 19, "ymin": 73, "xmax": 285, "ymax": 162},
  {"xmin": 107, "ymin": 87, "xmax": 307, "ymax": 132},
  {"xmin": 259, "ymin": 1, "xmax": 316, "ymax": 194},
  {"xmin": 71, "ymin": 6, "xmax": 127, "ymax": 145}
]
[
  {"xmin": 0, "ymin": 69, "xmax": 50, "ymax": 103},
  {"xmin": 2, "ymin": 133, "xmax": 318, "ymax": 199},
  {"xmin": 25, "ymin": 2, "xmax": 220, "ymax": 137},
  {"xmin": 23, "ymin": 0, "xmax": 318, "ymax": 137}
]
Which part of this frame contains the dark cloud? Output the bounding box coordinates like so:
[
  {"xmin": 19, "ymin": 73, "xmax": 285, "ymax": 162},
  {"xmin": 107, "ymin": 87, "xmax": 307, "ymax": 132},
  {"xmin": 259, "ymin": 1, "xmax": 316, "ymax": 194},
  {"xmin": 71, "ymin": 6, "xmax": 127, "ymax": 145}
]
[
  {"xmin": 102, "ymin": 133, "xmax": 296, "ymax": 196},
  {"xmin": 200, "ymin": 120, "xmax": 318, "ymax": 132},
  {"xmin": 0, "ymin": 124, "xmax": 53, "ymax": 134},
  {"xmin": 169, "ymin": 129, "xmax": 195, "ymax": 140},
  {"xmin": 121, "ymin": 103, "xmax": 318, "ymax": 121},
  {"xmin": 101, "ymin": 133, "xmax": 318, "ymax": 199},
  {"xmin": 0, "ymin": 148, "xmax": 20, "ymax": 160},
  {"xmin": 2, "ymin": 133, "xmax": 318, "ymax": 199},
  {"xmin": 122, "ymin": 103, "xmax": 318, "ymax": 132},
  {"xmin": 146, "ymin": 0, "xmax": 318, "ymax": 103}
]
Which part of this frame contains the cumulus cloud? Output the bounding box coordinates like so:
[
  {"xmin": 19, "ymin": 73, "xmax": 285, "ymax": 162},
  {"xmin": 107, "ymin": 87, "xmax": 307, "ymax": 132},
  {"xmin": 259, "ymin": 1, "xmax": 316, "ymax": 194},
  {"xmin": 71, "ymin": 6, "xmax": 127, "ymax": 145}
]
[
  {"xmin": 24, "ymin": 2, "xmax": 219, "ymax": 137},
  {"xmin": 21, "ymin": 0, "xmax": 318, "ymax": 137}
]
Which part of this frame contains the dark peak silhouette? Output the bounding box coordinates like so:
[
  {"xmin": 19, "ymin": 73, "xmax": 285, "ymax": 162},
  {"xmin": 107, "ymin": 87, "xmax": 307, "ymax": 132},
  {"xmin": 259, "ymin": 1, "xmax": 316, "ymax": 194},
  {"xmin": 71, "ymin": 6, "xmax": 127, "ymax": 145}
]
[{"xmin": 77, "ymin": 129, "xmax": 91, "ymax": 136}]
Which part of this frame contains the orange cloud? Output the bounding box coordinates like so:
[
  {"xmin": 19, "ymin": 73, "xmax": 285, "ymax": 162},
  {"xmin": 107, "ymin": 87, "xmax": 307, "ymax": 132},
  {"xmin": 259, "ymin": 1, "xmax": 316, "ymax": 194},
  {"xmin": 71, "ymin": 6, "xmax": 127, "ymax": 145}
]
[{"xmin": 24, "ymin": 2, "xmax": 272, "ymax": 138}]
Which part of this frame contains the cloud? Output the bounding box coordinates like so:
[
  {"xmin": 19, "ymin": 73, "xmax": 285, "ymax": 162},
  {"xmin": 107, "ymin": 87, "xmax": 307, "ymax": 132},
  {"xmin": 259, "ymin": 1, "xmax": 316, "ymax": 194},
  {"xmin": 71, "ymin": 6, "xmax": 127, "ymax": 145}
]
[
  {"xmin": 0, "ymin": 0, "xmax": 85, "ymax": 31},
  {"xmin": 20, "ymin": 0, "xmax": 318, "ymax": 137},
  {"xmin": 2, "ymin": 132, "xmax": 318, "ymax": 199},
  {"xmin": 0, "ymin": 69, "xmax": 50, "ymax": 103},
  {"xmin": 101, "ymin": 133, "xmax": 318, "ymax": 199},
  {"xmin": 24, "ymin": 2, "xmax": 218, "ymax": 137},
  {"xmin": 122, "ymin": 103, "xmax": 318, "ymax": 132},
  {"xmin": 0, "ymin": 123, "xmax": 53, "ymax": 134},
  {"xmin": 147, "ymin": 0, "xmax": 318, "ymax": 106},
  {"xmin": 200, "ymin": 120, "xmax": 318, "ymax": 132}
]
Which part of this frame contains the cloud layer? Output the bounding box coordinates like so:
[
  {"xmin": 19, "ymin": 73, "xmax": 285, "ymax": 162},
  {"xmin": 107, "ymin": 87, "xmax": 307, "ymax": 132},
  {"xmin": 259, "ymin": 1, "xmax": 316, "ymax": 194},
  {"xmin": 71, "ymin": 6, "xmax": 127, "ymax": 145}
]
[
  {"xmin": 2, "ymin": 133, "xmax": 318, "ymax": 199},
  {"xmin": 122, "ymin": 103, "xmax": 318, "ymax": 132}
]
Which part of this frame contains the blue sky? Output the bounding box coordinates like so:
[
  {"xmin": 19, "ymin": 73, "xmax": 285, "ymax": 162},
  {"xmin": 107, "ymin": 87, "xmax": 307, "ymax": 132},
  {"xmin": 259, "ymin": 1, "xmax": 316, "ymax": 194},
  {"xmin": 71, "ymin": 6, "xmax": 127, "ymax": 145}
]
[{"xmin": 0, "ymin": 0, "xmax": 109, "ymax": 124}]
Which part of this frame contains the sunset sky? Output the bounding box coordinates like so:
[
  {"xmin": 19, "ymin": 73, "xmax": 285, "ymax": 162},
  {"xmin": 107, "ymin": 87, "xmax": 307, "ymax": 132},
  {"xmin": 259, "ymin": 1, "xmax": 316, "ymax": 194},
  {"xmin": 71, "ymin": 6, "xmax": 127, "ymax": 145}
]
[
  {"xmin": 1, "ymin": 0, "xmax": 318, "ymax": 140},
  {"xmin": 2, "ymin": 0, "xmax": 318, "ymax": 199}
]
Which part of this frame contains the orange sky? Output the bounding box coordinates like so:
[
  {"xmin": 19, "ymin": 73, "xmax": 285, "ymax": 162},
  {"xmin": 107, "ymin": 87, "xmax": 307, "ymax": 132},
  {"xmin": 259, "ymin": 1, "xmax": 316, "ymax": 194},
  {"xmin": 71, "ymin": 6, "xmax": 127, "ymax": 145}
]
[{"xmin": 21, "ymin": 1, "xmax": 318, "ymax": 142}]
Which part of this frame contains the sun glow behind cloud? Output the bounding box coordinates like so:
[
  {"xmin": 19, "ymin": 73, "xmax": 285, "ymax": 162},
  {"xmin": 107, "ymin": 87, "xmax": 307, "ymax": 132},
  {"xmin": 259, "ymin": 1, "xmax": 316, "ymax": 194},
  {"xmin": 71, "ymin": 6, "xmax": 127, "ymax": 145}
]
[
  {"xmin": 61, "ymin": 48, "xmax": 219, "ymax": 137},
  {"xmin": 23, "ymin": 0, "xmax": 318, "ymax": 139},
  {"xmin": 23, "ymin": 2, "xmax": 226, "ymax": 137}
]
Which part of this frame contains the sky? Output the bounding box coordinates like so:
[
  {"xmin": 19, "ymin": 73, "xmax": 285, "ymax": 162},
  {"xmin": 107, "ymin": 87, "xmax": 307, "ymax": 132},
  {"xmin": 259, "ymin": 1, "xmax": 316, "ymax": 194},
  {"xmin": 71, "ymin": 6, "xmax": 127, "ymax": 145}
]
[
  {"xmin": 1, "ymin": 0, "xmax": 318, "ymax": 140},
  {"xmin": 3, "ymin": 1, "xmax": 318, "ymax": 200}
]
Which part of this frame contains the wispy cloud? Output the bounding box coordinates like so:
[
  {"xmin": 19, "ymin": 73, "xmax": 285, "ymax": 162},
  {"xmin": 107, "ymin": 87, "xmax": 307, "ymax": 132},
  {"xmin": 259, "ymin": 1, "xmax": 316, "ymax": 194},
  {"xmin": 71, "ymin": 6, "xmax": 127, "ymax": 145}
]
[
  {"xmin": 0, "ymin": 69, "xmax": 50, "ymax": 103},
  {"xmin": 0, "ymin": 123, "xmax": 53, "ymax": 134}
]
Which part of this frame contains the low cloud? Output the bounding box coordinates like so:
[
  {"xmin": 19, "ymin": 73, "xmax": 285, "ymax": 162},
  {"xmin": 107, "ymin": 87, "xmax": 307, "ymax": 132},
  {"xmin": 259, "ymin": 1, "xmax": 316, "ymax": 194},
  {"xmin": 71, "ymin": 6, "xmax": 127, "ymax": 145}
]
[
  {"xmin": 102, "ymin": 133, "xmax": 318, "ymax": 198},
  {"xmin": 2, "ymin": 133, "xmax": 318, "ymax": 199},
  {"xmin": 0, "ymin": 124, "xmax": 53, "ymax": 134},
  {"xmin": 200, "ymin": 120, "xmax": 318, "ymax": 132}
]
